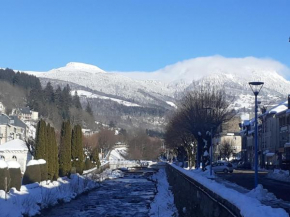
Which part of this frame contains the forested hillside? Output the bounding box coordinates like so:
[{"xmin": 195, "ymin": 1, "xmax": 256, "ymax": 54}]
[{"xmin": 0, "ymin": 68, "xmax": 93, "ymax": 130}]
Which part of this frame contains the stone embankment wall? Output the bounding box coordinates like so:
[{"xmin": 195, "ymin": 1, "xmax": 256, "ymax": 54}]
[{"xmin": 166, "ymin": 164, "xmax": 242, "ymax": 217}]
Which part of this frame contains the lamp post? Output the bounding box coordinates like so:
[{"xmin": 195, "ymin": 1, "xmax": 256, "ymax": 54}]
[{"xmin": 249, "ymin": 81, "xmax": 264, "ymax": 188}]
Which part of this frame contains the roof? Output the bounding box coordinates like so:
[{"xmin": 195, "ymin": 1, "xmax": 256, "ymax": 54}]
[
  {"xmin": 20, "ymin": 107, "xmax": 32, "ymax": 115},
  {"xmin": 0, "ymin": 139, "xmax": 28, "ymax": 151},
  {"xmin": 0, "ymin": 114, "xmax": 10, "ymax": 125},
  {"xmin": 9, "ymin": 116, "xmax": 27, "ymax": 128}
]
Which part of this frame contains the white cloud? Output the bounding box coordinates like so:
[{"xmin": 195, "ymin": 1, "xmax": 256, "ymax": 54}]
[{"xmin": 114, "ymin": 56, "xmax": 290, "ymax": 83}]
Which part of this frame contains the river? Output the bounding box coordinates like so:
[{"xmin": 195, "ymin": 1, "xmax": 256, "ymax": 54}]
[{"xmin": 40, "ymin": 169, "xmax": 157, "ymax": 217}]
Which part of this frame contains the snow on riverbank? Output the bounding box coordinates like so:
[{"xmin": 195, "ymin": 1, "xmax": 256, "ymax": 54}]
[
  {"xmin": 149, "ymin": 168, "xmax": 178, "ymax": 217},
  {"xmin": 171, "ymin": 164, "xmax": 288, "ymax": 217},
  {"xmin": 0, "ymin": 168, "xmax": 124, "ymax": 217}
]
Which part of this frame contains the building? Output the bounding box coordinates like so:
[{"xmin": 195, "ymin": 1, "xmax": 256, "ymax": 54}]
[
  {"xmin": 240, "ymin": 96, "xmax": 290, "ymax": 169},
  {"xmin": 0, "ymin": 102, "xmax": 5, "ymax": 114},
  {"xmin": 0, "ymin": 139, "xmax": 33, "ymax": 172},
  {"xmin": 213, "ymin": 116, "xmax": 242, "ymax": 161},
  {"xmin": 11, "ymin": 107, "xmax": 39, "ymax": 122},
  {"xmin": 0, "ymin": 114, "xmax": 28, "ymax": 144}
]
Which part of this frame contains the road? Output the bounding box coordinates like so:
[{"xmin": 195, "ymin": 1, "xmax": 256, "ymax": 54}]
[{"xmin": 216, "ymin": 169, "xmax": 290, "ymax": 202}]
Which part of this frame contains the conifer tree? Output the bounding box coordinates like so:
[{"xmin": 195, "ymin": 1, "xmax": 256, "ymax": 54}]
[
  {"xmin": 47, "ymin": 123, "xmax": 54, "ymax": 180},
  {"xmin": 72, "ymin": 91, "xmax": 82, "ymax": 109},
  {"xmin": 91, "ymin": 148, "xmax": 101, "ymax": 168},
  {"xmin": 51, "ymin": 127, "xmax": 59, "ymax": 180},
  {"xmin": 71, "ymin": 125, "xmax": 84, "ymax": 174},
  {"xmin": 86, "ymin": 102, "xmax": 93, "ymax": 116},
  {"xmin": 59, "ymin": 121, "xmax": 72, "ymax": 177},
  {"xmin": 35, "ymin": 120, "xmax": 47, "ymax": 160}
]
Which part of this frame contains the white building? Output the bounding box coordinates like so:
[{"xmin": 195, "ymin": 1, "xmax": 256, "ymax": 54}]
[
  {"xmin": 0, "ymin": 139, "xmax": 33, "ymax": 172},
  {"xmin": 0, "ymin": 102, "xmax": 5, "ymax": 114}
]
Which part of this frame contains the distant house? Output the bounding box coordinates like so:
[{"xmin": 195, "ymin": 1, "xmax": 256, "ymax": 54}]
[
  {"xmin": 0, "ymin": 114, "xmax": 28, "ymax": 144},
  {"xmin": 0, "ymin": 102, "xmax": 5, "ymax": 114},
  {"xmin": 11, "ymin": 107, "xmax": 39, "ymax": 122},
  {"xmin": 213, "ymin": 116, "xmax": 242, "ymax": 161},
  {"xmin": 0, "ymin": 139, "xmax": 33, "ymax": 172}
]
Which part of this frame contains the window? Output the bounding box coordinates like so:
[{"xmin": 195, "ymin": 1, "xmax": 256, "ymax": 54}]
[
  {"xmin": 0, "ymin": 155, "xmax": 5, "ymax": 160},
  {"xmin": 12, "ymin": 155, "xmax": 17, "ymax": 161}
]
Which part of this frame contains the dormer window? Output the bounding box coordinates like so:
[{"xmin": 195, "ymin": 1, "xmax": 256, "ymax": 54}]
[
  {"xmin": 12, "ymin": 156, "xmax": 17, "ymax": 161},
  {"xmin": 0, "ymin": 155, "xmax": 5, "ymax": 160}
]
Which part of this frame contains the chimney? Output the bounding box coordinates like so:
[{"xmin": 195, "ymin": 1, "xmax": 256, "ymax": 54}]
[{"xmin": 288, "ymin": 94, "xmax": 290, "ymax": 109}]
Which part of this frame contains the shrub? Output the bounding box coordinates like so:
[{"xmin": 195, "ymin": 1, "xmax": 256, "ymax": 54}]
[
  {"xmin": 22, "ymin": 160, "xmax": 41, "ymax": 185},
  {"xmin": 7, "ymin": 161, "xmax": 21, "ymax": 191},
  {"xmin": 0, "ymin": 161, "xmax": 9, "ymax": 192},
  {"xmin": 38, "ymin": 159, "xmax": 47, "ymax": 182}
]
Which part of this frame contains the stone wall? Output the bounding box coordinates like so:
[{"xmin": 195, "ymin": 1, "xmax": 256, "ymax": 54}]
[{"xmin": 166, "ymin": 164, "xmax": 242, "ymax": 217}]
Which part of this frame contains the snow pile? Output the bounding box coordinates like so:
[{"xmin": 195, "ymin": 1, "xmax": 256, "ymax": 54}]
[
  {"xmin": 27, "ymin": 159, "xmax": 40, "ymax": 166},
  {"xmin": 171, "ymin": 164, "xmax": 288, "ymax": 217},
  {"xmin": 6, "ymin": 161, "xmax": 21, "ymax": 169},
  {"xmin": 267, "ymin": 169, "xmax": 290, "ymax": 182},
  {"xmin": 246, "ymin": 184, "xmax": 278, "ymax": 201},
  {"xmin": 0, "ymin": 174, "xmax": 99, "ymax": 216},
  {"xmin": 149, "ymin": 168, "xmax": 178, "ymax": 217},
  {"xmin": 0, "ymin": 160, "xmax": 8, "ymax": 168},
  {"xmin": 107, "ymin": 169, "xmax": 124, "ymax": 179},
  {"xmin": 37, "ymin": 159, "xmax": 46, "ymax": 165}
]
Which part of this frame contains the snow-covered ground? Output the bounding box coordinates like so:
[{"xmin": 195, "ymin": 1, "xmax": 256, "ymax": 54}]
[
  {"xmin": 109, "ymin": 147, "xmax": 128, "ymax": 161},
  {"xmin": 170, "ymin": 164, "xmax": 288, "ymax": 217},
  {"xmin": 72, "ymin": 89, "xmax": 141, "ymax": 107},
  {"xmin": 0, "ymin": 168, "xmax": 123, "ymax": 217},
  {"xmin": 267, "ymin": 169, "xmax": 290, "ymax": 182},
  {"xmin": 149, "ymin": 168, "xmax": 178, "ymax": 217}
]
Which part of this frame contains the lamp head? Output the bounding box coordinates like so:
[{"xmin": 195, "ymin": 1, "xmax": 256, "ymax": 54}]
[{"xmin": 249, "ymin": 81, "xmax": 264, "ymax": 96}]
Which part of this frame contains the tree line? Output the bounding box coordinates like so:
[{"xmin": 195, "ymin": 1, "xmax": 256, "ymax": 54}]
[
  {"xmin": 164, "ymin": 87, "xmax": 235, "ymax": 170},
  {"xmin": 34, "ymin": 119, "xmax": 100, "ymax": 180}
]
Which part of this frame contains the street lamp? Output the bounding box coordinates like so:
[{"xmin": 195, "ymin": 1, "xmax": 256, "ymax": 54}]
[{"xmin": 249, "ymin": 81, "xmax": 264, "ymax": 188}]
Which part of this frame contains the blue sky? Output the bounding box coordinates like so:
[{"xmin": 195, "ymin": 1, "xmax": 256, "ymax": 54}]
[{"xmin": 0, "ymin": 1, "xmax": 289, "ymax": 78}]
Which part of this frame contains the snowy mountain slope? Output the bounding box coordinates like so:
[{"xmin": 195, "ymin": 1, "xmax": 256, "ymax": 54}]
[
  {"xmin": 23, "ymin": 56, "xmax": 290, "ymax": 123},
  {"xmin": 27, "ymin": 62, "xmax": 175, "ymax": 107}
]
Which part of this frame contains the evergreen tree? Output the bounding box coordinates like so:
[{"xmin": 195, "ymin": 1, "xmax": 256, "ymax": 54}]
[
  {"xmin": 51, "ymin": 127, "xmax": 59, "ymax": 180},
  {"xmin": 35, "ymin": 120, "xmax": 47, "ymax": 160},
  {"xmin": 91, "ymin": 148, "xmax": 101, "ymax": 168},
  {"xmin": 72, "ymin": 91, "xmax": 82, "ymax": 109},
  {"xmin": 86, "ymin": 102, "xmax": 93, "ymax": 116},
  {"xmin": 59, "ymin": 121, "xmax": 72, "ymax": 177},
  {"xmin": 44, "ymin": 82, "xmax": 55, "ymax": 104},
  {"xmin": 71, "ymin": 125, "xmax": 84, "ymax": 174},
  {"xmin": 46, "ymin": 123, "xmax": 54, "ymax": 180}
]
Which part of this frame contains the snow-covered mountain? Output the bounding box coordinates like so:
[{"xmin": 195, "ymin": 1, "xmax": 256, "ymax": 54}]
[{"xmin": 23, "ymin": 56, "xmax": 290, "ymax": 128}]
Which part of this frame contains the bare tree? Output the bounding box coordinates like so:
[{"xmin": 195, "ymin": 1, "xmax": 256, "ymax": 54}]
[
  {"xmin": 218, "ymin": 139, "xmax": 235, "ymax": 161},
  {"xmin": 165, "ymin": 86, "xmax": 234, "ymax": 169}
]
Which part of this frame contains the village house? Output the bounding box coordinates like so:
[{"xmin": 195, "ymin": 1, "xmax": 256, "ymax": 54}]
[
  {"xmin": 11, "ymin": 107, "xmax": 39, "ymax": 122},
  {"xmin": 0, "ymin": 114, "xmax": 28, "ymax": 144},
  {"xmin": 240, "ymin": 96, "xmax": 290, "ymax": 169}
]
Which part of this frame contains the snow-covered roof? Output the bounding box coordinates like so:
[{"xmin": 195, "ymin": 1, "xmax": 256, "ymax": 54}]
[
  {"xmin": 267, "ymin": 100, "xmax": 288, "ymax": 115},
  {"xmin": 0, "ymin": 139, "xmax": 28, "ymax": 151}
]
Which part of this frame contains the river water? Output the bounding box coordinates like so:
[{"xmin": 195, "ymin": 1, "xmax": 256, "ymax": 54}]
[{"xmin": 40, "ymin": 170, "xmax": 156, "ymax": 217}]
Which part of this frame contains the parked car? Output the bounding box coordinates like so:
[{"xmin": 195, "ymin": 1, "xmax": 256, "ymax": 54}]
[
  {"xmin": 230, "ymin": 159, "xmax": 241, "ymax": 169},
  {"xmin": 237, "ymin": 161, "xmax": 251, "ymax": 169},
  {"xmin": 212, "ymin": 161, "xmax": 233, "ymax": 173}
]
